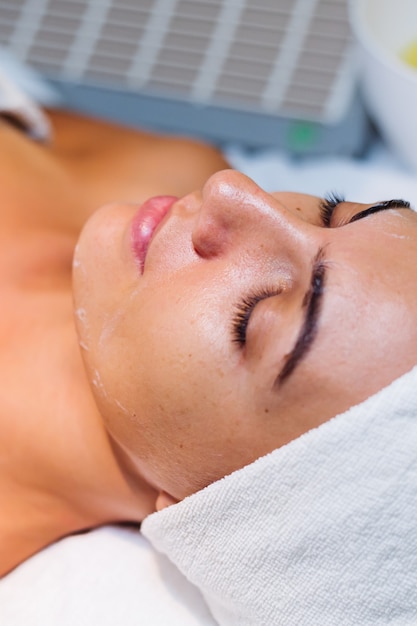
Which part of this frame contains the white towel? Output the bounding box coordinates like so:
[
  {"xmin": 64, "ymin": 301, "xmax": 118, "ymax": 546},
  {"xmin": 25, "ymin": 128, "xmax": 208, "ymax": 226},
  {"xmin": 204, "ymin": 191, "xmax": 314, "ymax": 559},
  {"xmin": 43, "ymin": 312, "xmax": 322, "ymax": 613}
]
[
  {"xmin": 142, "ymin": 364, "xmax": 417, "ymax": 626},
  {"xmin": 0, "ymin": 48, "xmax": 60, "ymax": 141}
]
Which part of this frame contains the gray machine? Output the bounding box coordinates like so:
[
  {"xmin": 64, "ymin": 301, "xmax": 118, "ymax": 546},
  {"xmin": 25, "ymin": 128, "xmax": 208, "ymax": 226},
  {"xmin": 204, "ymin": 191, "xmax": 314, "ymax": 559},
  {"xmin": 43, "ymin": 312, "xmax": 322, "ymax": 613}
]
[{"xmin": 0, "ymin": 0, "xmax": 368, "ymax": 154}]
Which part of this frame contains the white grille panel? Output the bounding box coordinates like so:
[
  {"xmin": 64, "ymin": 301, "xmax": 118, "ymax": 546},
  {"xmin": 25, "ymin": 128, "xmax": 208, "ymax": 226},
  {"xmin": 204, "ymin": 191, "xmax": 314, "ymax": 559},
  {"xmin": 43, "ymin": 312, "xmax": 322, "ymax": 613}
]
[{"xmin": 0, "ymin": 0, "xmax": 353, "ymax": 123}]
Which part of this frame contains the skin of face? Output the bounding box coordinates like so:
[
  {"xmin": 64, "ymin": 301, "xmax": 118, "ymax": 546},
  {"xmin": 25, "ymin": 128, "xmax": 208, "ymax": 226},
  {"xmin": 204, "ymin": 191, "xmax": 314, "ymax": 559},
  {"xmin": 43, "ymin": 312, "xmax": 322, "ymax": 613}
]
[{"xmin": 73, "ymin": 169, "xmax": 417, "ymax": 506}]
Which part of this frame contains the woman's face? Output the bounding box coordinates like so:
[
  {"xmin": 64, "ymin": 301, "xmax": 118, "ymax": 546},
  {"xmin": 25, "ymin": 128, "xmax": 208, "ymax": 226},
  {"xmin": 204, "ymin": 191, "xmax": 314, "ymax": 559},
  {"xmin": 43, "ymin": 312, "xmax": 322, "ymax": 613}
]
[{"xmin": 73, "ymin": 170, "xmax": 417, "ymax": 502}]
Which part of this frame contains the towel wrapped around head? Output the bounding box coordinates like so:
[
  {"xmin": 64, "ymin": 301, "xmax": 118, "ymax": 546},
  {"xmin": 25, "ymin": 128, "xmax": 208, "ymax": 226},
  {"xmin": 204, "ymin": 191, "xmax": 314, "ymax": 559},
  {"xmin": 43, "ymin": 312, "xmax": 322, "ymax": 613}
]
[{"xmin": 142, "ymin": 365, "xmax": 417, "ymax": 625}]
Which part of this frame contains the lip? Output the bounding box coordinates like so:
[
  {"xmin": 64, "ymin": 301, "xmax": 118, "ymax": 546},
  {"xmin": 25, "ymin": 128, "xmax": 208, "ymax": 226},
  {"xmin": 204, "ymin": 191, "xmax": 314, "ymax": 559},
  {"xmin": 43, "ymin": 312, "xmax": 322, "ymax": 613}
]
[{"xmin": 131, "ymin": 196, "xmax": 178, "ymax": 272}]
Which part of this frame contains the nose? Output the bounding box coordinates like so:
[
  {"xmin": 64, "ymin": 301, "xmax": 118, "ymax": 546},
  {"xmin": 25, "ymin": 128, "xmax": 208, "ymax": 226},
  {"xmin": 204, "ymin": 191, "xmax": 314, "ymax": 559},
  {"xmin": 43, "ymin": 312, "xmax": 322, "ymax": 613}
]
[{"xmin": 191, "ymin": 169, "xmax": 317, "ymax": 260}]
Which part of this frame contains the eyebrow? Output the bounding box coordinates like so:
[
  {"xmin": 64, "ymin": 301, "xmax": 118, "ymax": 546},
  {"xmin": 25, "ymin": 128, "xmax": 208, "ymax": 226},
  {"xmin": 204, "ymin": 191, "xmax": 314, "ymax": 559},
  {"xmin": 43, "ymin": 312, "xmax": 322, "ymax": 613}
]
[
  {"xmin": 274, "ymin": 248, "xmax": 326, "ymax": 389},
  {"xmin": 348, "ymin": 198, "xmax": 411, "ymax": 224}
]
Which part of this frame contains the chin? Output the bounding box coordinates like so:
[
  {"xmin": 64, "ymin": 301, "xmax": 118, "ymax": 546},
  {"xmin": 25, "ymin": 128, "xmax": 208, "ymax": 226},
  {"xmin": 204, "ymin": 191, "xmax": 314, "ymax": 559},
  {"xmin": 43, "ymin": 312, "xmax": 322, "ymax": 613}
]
[{"xmin": 72, "ymin": 201, "xmax": 138, "ymax": 349}]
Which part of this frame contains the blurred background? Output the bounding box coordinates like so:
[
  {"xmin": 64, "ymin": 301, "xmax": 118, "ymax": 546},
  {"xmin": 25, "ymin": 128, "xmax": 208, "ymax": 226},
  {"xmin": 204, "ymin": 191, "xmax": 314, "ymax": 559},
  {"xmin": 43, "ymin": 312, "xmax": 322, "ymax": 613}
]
[{"xmin": 0, "ymin": 0, "xmax": 369, "ymax": 156}]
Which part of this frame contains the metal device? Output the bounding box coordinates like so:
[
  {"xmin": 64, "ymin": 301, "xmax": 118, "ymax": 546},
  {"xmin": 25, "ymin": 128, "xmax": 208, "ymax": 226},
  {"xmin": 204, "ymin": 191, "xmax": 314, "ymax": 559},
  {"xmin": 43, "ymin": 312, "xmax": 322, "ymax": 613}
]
[{"xmin": 0, "ymin": 0, "xmax": 368, "ymax": 154}]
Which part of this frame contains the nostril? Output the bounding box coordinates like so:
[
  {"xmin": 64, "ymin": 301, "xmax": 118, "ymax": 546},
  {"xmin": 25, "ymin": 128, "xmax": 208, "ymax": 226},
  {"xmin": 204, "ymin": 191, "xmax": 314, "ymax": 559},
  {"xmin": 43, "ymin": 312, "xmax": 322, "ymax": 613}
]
[
  {"xmin": 194, "ymin": 170, "xmax": 270, "ymax": 258},
  {"xmin": 192, "ymin": 218, "xmax": 229, "ymax": 258}
]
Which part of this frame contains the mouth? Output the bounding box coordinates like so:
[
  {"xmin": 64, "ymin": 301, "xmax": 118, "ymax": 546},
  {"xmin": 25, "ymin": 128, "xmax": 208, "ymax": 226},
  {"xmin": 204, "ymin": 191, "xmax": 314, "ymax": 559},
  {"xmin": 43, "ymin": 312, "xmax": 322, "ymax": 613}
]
[{"xmin": 131, "ymin": 196, "xmax": 178, "ymax": 272}]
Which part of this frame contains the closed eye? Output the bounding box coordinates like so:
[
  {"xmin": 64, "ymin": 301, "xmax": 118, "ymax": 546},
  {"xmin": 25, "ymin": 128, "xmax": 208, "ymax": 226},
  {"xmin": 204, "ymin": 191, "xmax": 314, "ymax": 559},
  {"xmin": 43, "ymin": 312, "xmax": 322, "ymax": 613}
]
[
  {"xmin": 347, "ymin": 199, "xmax": 411, "ymax": 224},
  {"xmin": 232, "ymin": 287, "xmax": 280, "ymax": 346},
  {"xmin": 319, "ymin": 195, "xmax": 411, "ymax": 228},
  {"xmin": 319, "ymin": 192, "xmax": 345, "ymax": 227}
]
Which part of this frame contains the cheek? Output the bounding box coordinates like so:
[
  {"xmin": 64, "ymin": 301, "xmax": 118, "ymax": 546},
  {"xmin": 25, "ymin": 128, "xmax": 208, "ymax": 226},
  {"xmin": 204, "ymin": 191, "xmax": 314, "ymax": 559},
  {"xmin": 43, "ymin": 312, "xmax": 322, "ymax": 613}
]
[
  {"xmin": 74, "ymin": 241, "xmax": 280, "ymax": 494},
  {"xmin": 73, "ymin": 204, "xmax": 137, "ymax": 347},
  {"xmin": 82, "ymin": 281, "xmax": 220, "ymax": 430},
  {"xmin": 94, "ymin": 302, "xmax": 259, "ymax": 496}
]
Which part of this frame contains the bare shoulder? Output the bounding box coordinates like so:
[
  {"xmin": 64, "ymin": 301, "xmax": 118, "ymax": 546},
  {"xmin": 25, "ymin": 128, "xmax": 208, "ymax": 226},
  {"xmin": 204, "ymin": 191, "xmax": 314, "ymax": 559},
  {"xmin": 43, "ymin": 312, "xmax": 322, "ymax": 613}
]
[
  {"xmin": 48, "ymin": 108, "xmax": 230, "ymax": 196},
  {"xmin": 0, "ymin": 109, "xmax": 230, "ymax": 234},
  {"xmin": 41, "ymin": 109, "xmax": 230, "ymax": 229},
  {"xmin": 142, "ymin": 132, "xmax": 231, "ymax": 195}
]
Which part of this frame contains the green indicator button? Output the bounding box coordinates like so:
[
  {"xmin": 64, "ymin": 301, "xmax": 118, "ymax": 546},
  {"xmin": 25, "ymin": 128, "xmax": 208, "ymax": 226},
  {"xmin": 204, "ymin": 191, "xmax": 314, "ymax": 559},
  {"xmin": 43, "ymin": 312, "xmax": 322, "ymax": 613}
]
[{"xmin": 287, "ymin": 121, "xmax": 319, "ymax": 151}]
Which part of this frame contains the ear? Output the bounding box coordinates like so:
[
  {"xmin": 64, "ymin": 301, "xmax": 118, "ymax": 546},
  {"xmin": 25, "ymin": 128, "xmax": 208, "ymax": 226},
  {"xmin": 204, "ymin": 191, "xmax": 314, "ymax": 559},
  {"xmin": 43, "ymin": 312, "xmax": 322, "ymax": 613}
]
[{"xmin": 156, "ymin": 491, "xmax": 179, "ymax": 511}]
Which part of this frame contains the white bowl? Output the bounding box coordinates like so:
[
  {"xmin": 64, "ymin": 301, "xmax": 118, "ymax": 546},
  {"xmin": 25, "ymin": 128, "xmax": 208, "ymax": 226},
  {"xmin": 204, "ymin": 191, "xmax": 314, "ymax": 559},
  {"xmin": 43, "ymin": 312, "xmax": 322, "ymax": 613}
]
[{"xmin": 350, "ymin": 0, "xmax": 417, "ymax": 171}]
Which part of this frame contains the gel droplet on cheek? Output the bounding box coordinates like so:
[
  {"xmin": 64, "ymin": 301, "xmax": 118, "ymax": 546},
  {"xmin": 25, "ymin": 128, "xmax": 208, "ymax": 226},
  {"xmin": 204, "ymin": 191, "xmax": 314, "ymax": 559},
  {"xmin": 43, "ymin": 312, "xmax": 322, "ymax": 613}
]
[{"xmin": 91, "ymin": 368, "xmax": 108, "ymax": 398}]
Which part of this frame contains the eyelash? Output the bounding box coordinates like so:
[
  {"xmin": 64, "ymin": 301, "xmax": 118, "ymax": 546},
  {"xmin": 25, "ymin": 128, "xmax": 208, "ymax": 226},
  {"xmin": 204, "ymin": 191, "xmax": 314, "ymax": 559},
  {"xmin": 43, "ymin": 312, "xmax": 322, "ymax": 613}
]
[
  {"xmin": 349, "ymin": 198, "xmax": 411, "ymax": 223},
  {"xmin": 232, "ymin": 195, "xmax": 411, "ymax": 347},
  {"xmin": 231, "ymin": 194, "xmax": 343, "ymax": 347},
  {"xmin": 319, "ymin": 193, "xmax": 411, "ymax": 227},
  {"xmin": 232, "ymin": 287, "xmax": 277, "ymax": 346},
  {"xmin": 319, "ymin": 191, "xmax": 345, "ymax": 227}
]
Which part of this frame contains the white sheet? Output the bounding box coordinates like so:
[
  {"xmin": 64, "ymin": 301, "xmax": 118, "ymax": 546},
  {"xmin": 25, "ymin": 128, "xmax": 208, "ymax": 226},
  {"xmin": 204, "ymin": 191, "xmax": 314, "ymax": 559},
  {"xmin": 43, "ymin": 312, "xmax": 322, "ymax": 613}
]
[
  {"xmin": 0, "ymin": 526, "xmax": 215, "ymax": 626},
  {"xmin": 225, "ymin": 141, "xmax": 417, "ymax": 202},
  {"xmin": 2, "ymin": 143, "xmax": 417, "ymax": 626}
]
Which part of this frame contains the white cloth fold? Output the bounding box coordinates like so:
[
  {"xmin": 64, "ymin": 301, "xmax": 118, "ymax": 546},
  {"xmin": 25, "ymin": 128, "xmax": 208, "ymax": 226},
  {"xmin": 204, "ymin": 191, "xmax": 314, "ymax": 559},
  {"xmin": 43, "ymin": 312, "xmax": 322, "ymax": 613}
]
[
  {"xmin": 0, "ymin": 48, "xmax": 60, "ymax": 141},
  {"xmin": 142, "ymin": 365, "xmax": 417, "ymax": 626}
]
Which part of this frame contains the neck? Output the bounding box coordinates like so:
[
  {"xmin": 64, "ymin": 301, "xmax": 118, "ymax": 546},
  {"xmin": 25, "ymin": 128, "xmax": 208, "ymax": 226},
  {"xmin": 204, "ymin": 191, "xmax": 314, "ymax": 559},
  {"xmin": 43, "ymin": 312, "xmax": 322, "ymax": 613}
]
[
  {"xmin": 0, "ymin": 483, "xmax": 95, "ymax": 577},
  {"xmin": 0, "ymin": 312, "xmax": 157, "ymax": 578}
]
